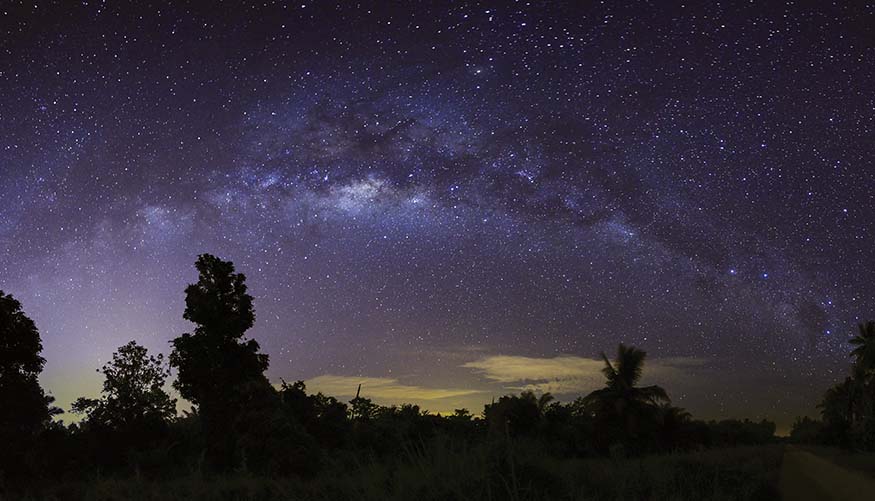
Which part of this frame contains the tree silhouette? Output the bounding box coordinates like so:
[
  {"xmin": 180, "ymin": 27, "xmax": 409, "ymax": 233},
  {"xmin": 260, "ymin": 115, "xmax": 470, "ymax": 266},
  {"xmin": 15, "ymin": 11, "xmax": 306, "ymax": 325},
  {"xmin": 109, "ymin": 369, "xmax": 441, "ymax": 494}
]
[
  {"xmin": 72, "ymin": 340, "xmax": 175, "ymax": 430},
  {"xmin": 349, "ymin": 394, "xmax": 379, "ymax": 422},
  {"xmin": 278, "ymin": 380, "xmax": 349, "ymax": 448},
  {"xmin": 585, "ymin": 344, "xmax": 669, "ymax": 409},
  {"xmin": 790, "ymin": 416, "xmax": 825, "ymax": 444},
  {"xmin": 484, "ymin": 391, "xmax": 544, "ymax": 436},
  {"xmin": 583, "ymin": 344, "xmax": 669, "ymax": 451},
  {"xmin": 68, "ymin": 341, "xmax": 176, "ymax": 473},
  {"xmin": 850, "ymin": 321, "xmax": 875, "ymax": 372},
  {"xmin": 531, "ymin": 390, "xmax": 555, "ymax": 416},
  {"xmin": 0, "ymin": 291, "xmax": 59, "ymax": 479},
  {"xmin": 847, "ymin": 321, "xmax": 875, "ymax": 448},
  {"xmin": 655, "ymin": 404, "xmax": 693, "ymax": 450},
  {"xmin": 169, "ymin": 254, "xmax": 273, "ymax": 471},
  {"xmin": 808, "ymin": 321, "xmax": 875, "ymax": 448},
  {"xmin": 818, "ymin": 377, "xmax": 853, "ymax": 444}
]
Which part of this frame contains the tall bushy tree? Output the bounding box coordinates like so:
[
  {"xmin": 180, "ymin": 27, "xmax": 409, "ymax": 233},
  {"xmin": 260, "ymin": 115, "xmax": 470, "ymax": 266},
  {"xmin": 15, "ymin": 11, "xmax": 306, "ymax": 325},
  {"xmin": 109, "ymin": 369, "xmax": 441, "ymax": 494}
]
[
  {"xmin": 169, "ymin": 254, "xmax": 275, "ymax": 470},
  {"xmin": 0, "ymin": 291, "xmax": 59, "ymax": 479}
]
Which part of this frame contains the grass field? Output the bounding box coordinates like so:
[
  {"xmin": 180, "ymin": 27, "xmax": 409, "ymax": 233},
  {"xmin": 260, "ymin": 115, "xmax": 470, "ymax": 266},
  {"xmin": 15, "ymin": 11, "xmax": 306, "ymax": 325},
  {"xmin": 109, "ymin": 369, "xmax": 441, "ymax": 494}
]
[{"xmin": 17, "ymin": 443, "xmax": 784, "ymax": 501}]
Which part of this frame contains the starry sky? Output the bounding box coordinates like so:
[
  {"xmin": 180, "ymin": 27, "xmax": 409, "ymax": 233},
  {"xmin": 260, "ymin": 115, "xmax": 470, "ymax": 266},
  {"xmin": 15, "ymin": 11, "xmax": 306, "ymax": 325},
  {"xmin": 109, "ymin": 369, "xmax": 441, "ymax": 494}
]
[{"xmin": 1, "ymin": 1, "xmax": 873, "ymax": 432}]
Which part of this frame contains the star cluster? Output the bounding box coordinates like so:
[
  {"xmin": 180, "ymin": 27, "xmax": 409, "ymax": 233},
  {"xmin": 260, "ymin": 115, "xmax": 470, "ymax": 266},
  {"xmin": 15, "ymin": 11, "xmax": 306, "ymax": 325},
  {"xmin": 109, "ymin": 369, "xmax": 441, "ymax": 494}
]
[{"xmin": 1, "ymin": 1, "xmax": 873, "ymax": 430}]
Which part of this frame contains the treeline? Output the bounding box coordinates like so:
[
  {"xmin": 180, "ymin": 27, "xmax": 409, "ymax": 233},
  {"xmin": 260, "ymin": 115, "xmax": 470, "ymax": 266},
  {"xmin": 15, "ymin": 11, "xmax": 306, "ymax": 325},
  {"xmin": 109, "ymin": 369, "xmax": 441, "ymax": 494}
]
[
  {"xmin": 2, "ymin": 254, "xmax": 778, "ymax": 492},
  {"xmin": 790, "ymin": 321, "xmax": 875, "ymax": 449}
]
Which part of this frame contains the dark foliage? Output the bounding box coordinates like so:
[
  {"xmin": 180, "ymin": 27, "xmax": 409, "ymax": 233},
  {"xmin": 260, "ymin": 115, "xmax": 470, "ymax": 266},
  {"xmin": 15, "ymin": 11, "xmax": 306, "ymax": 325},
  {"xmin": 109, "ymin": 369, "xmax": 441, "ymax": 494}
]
[
  {"xmin": 789, "ymin": 416, "xmax": 824, "ymax": 444},
  {"xmin": 1, "ymin": 257, "xmax": 786, "ymax": 499},
  {"xmin": 0, "ymin": 291, "xmax": 59, "ymax": 484},
  {"xmin": 706, "ymin": 418, "xmax": 776, "ymax": 447},
  {"xmin": 68, "ymin": 341, "xmax": 176, "ymax": 472},
  {"xmin": 169, "ymin": 254, "xmax": 279, "ymax": 471},
  {"xmin": 791, "ymin": 320, "xmax": 875, "ymax": 450},
  {"xmin": 278, "ymin": 380, "xmax": 350, "ymax": 448},
  {"xmin": 72, "ymin": 340, "xmax": 176, "ymax": 429},
  {"xmin": 581, "ymin": 343, "xmax": 671, "ymax": 453}
]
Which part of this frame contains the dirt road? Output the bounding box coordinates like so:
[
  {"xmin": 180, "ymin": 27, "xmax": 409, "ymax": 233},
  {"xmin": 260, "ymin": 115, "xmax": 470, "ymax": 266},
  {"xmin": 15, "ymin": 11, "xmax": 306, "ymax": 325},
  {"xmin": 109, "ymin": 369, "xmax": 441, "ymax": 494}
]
[{"xmin": 780, "ymin": 446, "xmax": 875, "ymax": 500}]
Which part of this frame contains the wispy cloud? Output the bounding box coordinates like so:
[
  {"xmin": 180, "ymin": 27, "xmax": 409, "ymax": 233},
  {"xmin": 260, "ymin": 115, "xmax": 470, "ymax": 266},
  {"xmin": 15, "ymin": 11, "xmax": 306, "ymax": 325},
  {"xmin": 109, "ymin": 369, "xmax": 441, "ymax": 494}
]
[
  {"xmin": 293, "ymin": 354, "xmax": 708, "ymax": 413},
  {"xmin": 463, "ymin": 355, "xmax": 606, "ymax": 384},
  {"xmin": 463, "ymin": 354, "xmax": 707, "ymax": 395},
  {"xmin": 304, "ymin": 375, "xmax": 482, "ymax": 401}
]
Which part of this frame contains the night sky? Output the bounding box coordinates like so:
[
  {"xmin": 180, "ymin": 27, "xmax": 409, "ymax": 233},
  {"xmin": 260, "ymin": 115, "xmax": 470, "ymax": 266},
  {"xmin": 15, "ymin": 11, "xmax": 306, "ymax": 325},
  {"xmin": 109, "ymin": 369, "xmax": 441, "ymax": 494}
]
[{"xmin": 2, "ymin": 1, "xmax": 873, "ymax": 432}]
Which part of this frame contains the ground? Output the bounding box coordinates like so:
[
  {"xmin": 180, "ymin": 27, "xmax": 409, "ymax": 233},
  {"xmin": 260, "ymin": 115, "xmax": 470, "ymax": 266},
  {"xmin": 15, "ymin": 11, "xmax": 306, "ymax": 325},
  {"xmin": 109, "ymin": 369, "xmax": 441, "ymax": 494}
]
[{"xmin": 780, "ymin": 446, "xmax": 875, "ymax": 501}]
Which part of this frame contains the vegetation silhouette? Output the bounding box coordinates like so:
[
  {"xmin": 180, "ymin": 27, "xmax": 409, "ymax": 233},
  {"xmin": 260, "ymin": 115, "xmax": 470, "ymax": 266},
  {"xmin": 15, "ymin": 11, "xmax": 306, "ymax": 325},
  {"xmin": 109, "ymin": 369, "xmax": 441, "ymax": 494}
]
[
  {"xmin": 582, "ymin": 343, "xmax": 670, "ymax": 454},
  {"xmin": 169, "ymin": 254, "xmax": 315, "ymax": 474},
  {"xmin": 791, "ymin": 321, "xmax": 875, "ymax": 450},
  {"xmin": 0, "ymin": 255, "xmax": 824, "ymax": 500},
  {"xmin": 0, "ymin": 291, "xmax": 60, "ymax": 484},
  {"xmin": 72, "ymin": 340, "xmax": 176, "ymax": 429}
]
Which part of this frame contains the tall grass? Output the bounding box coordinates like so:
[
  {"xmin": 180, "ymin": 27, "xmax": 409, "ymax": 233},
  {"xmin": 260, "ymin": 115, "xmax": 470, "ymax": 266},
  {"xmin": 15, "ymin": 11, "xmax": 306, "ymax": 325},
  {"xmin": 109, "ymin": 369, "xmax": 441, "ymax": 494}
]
[{"xmin": 16, "ymin": 441, "xmax": 783, "ymax": 501}]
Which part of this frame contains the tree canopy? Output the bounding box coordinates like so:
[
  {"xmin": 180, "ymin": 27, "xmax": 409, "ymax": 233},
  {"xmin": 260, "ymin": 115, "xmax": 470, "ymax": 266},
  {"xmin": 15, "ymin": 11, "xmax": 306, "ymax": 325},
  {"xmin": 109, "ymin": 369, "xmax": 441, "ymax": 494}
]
[
  {"xmin": 0, "ymin": 291, "xmax": 57, "ymax": 479},
  {"xmin": 72, "ymin": 340, "xmax": 176, "ymax": 430},
  {"xmin": 0, "ymin": 291, "xmax": 45, "ymax": 380},
  {"xmin": 169, "ymin": 254, "xmax": 274, "ymax": 470},
  {"xmin": 170, "ymin": 254, "xmax": 269, "ymax": 408}
]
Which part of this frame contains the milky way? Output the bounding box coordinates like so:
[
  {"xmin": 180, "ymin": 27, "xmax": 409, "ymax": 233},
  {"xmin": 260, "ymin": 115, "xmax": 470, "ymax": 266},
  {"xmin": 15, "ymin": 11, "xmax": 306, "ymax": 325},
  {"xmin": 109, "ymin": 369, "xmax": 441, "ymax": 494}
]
[{"xmin": 1, "ymin": 1, "xmax": 873, "ymax": 430}]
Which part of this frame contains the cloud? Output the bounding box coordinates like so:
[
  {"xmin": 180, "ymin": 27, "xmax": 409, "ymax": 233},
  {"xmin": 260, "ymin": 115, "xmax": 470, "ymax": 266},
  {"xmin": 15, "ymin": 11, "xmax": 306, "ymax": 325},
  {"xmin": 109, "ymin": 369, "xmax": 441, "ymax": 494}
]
[
  {"xmin": 463, "ymin": 355, "xmax": 605, "ymax": 384},
  {"xmin": 304, "ymin": 375, "xmax": 482, "ymax": 401},
  {"xmin": 288, "ymin": 354, "xmax": 709, "ymax": 415},
  {"xmin": 463, "ymin": 354, "xmax": 707, "ymax": 395}
]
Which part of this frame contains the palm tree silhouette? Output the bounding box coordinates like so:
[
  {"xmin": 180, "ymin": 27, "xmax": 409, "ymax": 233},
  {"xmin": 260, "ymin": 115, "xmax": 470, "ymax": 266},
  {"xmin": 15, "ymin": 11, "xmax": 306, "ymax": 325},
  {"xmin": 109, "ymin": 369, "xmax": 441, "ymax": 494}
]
[
  {"xmin": 583, "ymin": 344, "xmax": 670, "ymax": 444},
  {"xmin": 847, "ymin": 321, "xmax": 875, "ymax": 439},
  {"xmin": 520, "ymin": 390, "xmax": 555, "ymax": 416},
  {"xmin": 850, "ymin": 321, "xmax": 875, "ymax": 372},
  {"xmin": 585, "ymin": 344, "xmax": 670, "ymax": 408}
]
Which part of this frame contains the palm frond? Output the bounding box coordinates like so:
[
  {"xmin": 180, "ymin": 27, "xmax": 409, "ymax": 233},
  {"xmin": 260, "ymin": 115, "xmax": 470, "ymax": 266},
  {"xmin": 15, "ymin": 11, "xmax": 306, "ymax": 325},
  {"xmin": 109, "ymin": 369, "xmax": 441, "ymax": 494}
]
[
  {"xmin": 616, "ymin": 344, "xmax": 646, "ymax": 387},
  {"xmin": 601, "ymin": 352, "xmax": 617, "ymax": 384},
  {"xmin": 634, "ymin": 384, "xmax": 670, "ymax": 404},
  {"xmin": 581, "ymin": 387, "xmax": 614, "ymax": 407}
]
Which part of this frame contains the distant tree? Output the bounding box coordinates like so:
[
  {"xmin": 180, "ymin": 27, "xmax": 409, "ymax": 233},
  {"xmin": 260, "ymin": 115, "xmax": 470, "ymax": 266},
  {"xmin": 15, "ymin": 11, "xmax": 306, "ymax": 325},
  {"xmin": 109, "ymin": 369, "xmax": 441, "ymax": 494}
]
[
  {"xmin": 449, "ymin": 408, "xmax": 473, "ymax": 422},
  {"xmin": 706, "ymin": 418, "xmax": 776, "ymax": 446},
  {"xmin": 818, "ymin": 376, "xmax": 854, "ymax": 445},
  {"xmin": 654, "ymin": 404, "xmax": 695, "ymax": 450},
  {"xmin": 583, "ymin": 344, "xmax": 669, "ymax": 451},
  {"xmin": 790, "ymin": 416, "xmax": 825, "ymax": 444},
  {"xmin": 0, "ymin": 291, "xmax": 60, "ymax": 479},
  {"xmin": 532, "ymin": 390, "xmax": 555, "ymax": 416},
  {"xmin": 71, "ymin": 340, "xmax": 175, "ymax": 430},
  {"xmin": 484, "ymin": 392, "xmax": 544, "ymax": 436},
  {"xmin": 278, "ymin": 380, "xmax": 349, "ymax": 448},
  {"xmin": 349, "ymin": 394, "xmax": 379, "ymax": 422},
  {"xmin": 443, "ymin": 408, "xmax": 479, "ymax": 438}
]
